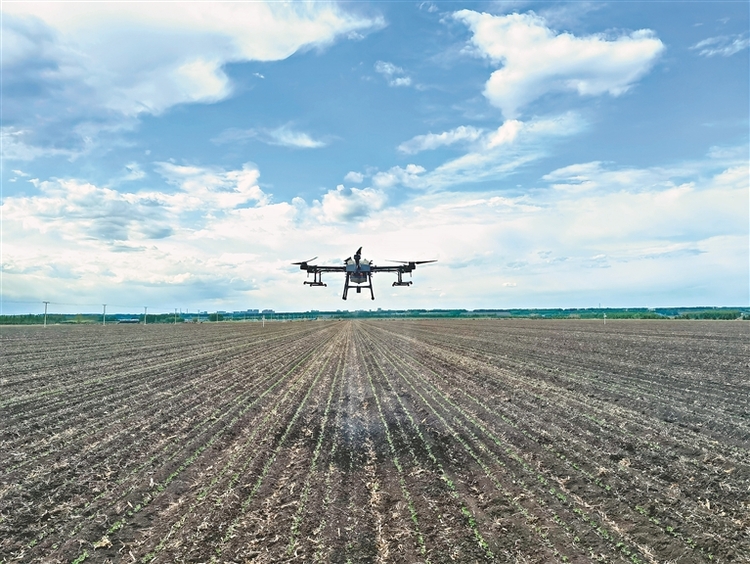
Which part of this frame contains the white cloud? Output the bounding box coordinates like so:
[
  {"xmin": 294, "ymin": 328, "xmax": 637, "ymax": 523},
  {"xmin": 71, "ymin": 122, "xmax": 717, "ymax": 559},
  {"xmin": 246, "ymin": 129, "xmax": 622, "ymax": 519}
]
[
  {"xmin": 314, "ymin": 185, "xmax": 388, "ymax": 223},
  {"xmin": 540, "ymin": 160, "xmax": 748, "ymax": 245},
  {"xmin": 1, "ymin": 127, "xmax": 82, "ymax": 161},
  {"xmin": 2, "ymin": 162, "xmax": 269, "ymax": 246},
  {"xmin": 543, "ymin": 161, "xmax": 660, "ymax": 193},
  {"xmin": 344, "ymin": 171, "xmax": 365, "ymax": 183},
  {"xmin": 122, "ymin": 163, "xmax": 146, "ymax": 182},
  {"xmin": 155, "ymin": 162, "xmax": 269, "ymax": 211},
  {"xmin": 419, "ymin": 2, "xmax": 439, "ymax": 14},
  {"xmin": 264, "ymin": 126, "xmax": 327, "ymax": 149},
  {"xmin": 372, "ymin": 164, "xmax": 427, "ymax": 189},
  {"xmin": 3, "ymin": 179, "xmax": 175, "ymax": 244},
  {"xmin": 374, "ymin": 60, "xmax": 413, "ymax": 87},
  {"xmin": 361, "ymin": 158, "xmax": 745, "ymax": 305},
  {"xmin": 691, "ymin": 34, "xmax": 750, "ymax": 57},
  {"xmin": 3, "ymin": 150, "xmax": 746, "ymax": 311},
  {"xmin": 454, "ymin": 10, "xmax": 664, "ymax": 117},
  {"xmin": 211, "ymin": 128, "xmax": 258, "ymax": 145},
  {"xmin": 707, "ymin": 145, "xmax": 748, "ymax": 160},
  {"xmin": 211, "ymin": 125, "xmax": 326, "ymax": 148},
  {"xmin": 542, "ymin": 158, "xmax": 746, "ymax": 196},
  {"xmin": 172, "ymin": 58, "xmax": 231, "ymax": 103},
  {"xmin": 398, "ymin": 126, "xmax": 484, "ymax": 154},
  {"xmin": 486, "ymin": 119, "xmax": 523, "ymax": 147},
  {"xmin": 538, "ymin": 2, "xmax": 605, "ymax": 29},
  {"xmin": 383, "ymin": 113, "xmax": 584, "ymax": 191},
  {"xmin": 1, "ymin": 3, "xmax": 381, "ymax": 157}
]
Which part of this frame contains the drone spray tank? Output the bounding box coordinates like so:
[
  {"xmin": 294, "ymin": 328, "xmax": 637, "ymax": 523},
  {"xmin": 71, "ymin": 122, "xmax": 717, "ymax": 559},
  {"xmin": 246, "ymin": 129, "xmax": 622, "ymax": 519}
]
[{"xmin": 343, "ymin": 247, "xmax": 374, "ymax": 300}]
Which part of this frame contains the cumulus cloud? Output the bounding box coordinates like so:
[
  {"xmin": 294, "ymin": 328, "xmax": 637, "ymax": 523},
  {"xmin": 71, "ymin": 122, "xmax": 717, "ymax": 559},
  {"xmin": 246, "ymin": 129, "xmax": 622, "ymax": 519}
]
[
  {"xmin": 398, "ymin": 126, "xmax": 484, "ymax": 154},
  {"xmin": 486, "ymin": 119, "xmax": 524, "ymax": 147},
  {"xmin": 372, "ymin": 164, "xmax": 427, "ymax": 189},
  {"xmin": 1, "ymin": 3, "xmax": 381, "ymax": 157},
  {"xmin": 691, "ymin": 34, "xmax": 750, "ymax": 57},
  {"xmin": 2, "ymin": 162, "xmax": 269, "ymax": 248},
  {"xmin": 4, "ymin": 147, "xmax": 747, "ymax": 311},
  {"xmin": 3, "ymin": 179, "xmax": 175, "ymax": 243},
  {"xmin": 155, "ymin": 162, "xmax": 269, "ymax": 211},
  {"xmin": 374, "ymin": 60, "xmax": 413, "ymax": 87},
  {"xmin": 454, "ymin": 10, "xmax": 664, "ymax": 117},
  {"xmin": 344, "ymin": 171, "xmax": 365, "ymax": 183},
  {"xmin": 313, "ymin": 185, "xmax": 387, "ymax": 223}
]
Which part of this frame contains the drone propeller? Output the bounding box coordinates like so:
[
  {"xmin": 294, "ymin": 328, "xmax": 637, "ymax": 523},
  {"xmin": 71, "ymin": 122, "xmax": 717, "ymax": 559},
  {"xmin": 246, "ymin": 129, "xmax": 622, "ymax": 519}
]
[
  {"xmin": 291, "ymin": 256, "xmax": 317, "ymax": 265},
  {"xmin": 386, "ymin": 259, "xmax": 437, "ymax": 265}
]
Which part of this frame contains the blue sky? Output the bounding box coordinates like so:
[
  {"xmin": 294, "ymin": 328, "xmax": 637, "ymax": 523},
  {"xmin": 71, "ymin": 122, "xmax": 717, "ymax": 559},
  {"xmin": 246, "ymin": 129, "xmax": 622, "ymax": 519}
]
[{"xmin": 2, "ymin": 1, "xmax": 748, "ymax": 314}]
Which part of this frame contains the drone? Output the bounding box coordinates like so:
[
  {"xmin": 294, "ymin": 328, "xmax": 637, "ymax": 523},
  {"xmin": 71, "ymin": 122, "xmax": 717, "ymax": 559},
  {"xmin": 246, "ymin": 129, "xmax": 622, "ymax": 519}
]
[{"xmin": 293, "ymin": 247, "xmax": 436, "ymax": 300}]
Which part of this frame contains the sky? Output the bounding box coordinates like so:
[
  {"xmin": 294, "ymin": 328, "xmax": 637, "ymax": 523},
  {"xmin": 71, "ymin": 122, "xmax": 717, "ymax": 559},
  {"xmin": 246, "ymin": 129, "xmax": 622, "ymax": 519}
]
[{"xmin": 1, "ymin": 1, "xmax": 748, "ymax": 314}]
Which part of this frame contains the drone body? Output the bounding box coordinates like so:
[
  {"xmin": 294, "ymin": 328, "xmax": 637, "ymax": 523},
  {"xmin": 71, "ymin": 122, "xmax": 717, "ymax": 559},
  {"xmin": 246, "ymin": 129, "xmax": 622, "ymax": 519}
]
[{"xmin": 293, "ymin": 247, "xmax": 436, "ymax": 300}]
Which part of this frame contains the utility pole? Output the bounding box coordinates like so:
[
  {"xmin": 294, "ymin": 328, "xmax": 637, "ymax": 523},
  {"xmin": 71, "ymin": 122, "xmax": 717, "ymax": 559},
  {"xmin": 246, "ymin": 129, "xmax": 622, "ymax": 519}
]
[
  {"xmin": 174, "ymin": 308, "xmax": 178, "ymax": 324},
  {"xmin": 43, "ymin": 301, "xmax": 50, "ymax": 327},
  {"xmin": 102, "ymin": 304, "xmax": 107, "ymax": 326},
  {"xmin": 144, "ymin": 306, "xmax": 148, "ymax": 325}
]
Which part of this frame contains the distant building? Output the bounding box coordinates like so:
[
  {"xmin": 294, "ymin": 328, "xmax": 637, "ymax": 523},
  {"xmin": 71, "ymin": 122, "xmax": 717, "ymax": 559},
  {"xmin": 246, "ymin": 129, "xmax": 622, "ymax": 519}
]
[{"xmin": 261, "ymin": 309, "xmax": 274, "ymax": 314}]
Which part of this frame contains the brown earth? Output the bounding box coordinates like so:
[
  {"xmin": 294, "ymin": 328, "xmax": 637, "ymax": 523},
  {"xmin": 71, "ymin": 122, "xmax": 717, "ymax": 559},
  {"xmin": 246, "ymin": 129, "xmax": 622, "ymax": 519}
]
[{"xmin": 0, "ymin": 319, "xmax": 748, "ymax": 563}]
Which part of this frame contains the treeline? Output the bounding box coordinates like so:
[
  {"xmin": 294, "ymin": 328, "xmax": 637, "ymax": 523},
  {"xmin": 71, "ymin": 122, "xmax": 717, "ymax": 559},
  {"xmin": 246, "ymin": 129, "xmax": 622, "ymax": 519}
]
[
  {"xmin": 0, "ymin": 313, "xmax": 185, "ymax": 325},
  {"xmin": 1, "ymin": 308, "xmax": 747, "ymax": 325},
  {"xmin": 678, "ymin": 311, "xmax": 743, "ymax": 320},
  {"xmin": 0, "ymin": 314, "xmax": 74, "ymax": 325}
]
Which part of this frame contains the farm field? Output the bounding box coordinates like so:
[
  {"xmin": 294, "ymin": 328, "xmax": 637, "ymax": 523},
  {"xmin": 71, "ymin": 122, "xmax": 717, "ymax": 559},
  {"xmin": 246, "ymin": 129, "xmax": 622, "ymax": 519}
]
[{"xmin": 1, "ymin": 319, "xmax": 748, "ymax": 563}]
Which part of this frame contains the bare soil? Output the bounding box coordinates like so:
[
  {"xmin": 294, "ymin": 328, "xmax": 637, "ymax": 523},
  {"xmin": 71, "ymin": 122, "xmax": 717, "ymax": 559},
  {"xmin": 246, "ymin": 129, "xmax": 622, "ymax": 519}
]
[{"xmin": 1, "ymin": 319, "xmax": 747, "ymax": 563}]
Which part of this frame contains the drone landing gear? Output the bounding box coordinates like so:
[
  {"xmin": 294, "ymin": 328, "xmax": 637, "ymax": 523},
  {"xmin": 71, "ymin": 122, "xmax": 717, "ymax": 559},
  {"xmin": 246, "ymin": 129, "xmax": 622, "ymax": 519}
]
[
  {"xmin": 392, "ymin": 270, "xmax": 412, "ymax": 287},
  {"xmin": 342, "ymin": 273, "xmax": 375, "ymax": 300},
  {"xmin": 304, "ymin": 271, "xmax": 326, "ymax": 287}
]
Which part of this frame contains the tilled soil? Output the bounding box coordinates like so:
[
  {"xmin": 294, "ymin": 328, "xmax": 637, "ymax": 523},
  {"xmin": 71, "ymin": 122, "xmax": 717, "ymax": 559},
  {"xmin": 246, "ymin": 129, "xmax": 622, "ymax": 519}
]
[{"xmin": 0, "ymin": 319, "xmax": 747, "ymax": 563}]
